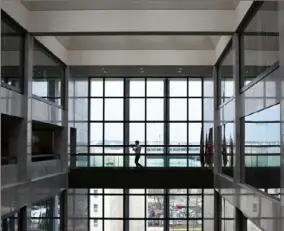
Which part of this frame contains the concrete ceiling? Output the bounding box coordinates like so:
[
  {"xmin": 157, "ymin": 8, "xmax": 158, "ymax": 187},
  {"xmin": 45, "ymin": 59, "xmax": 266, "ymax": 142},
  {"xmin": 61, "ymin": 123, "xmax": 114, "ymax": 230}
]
[
  {"xmin": 55, "ymin": 35, "xmax": 221, "ymax": 50},
  {"xmin": 22, "ymin": 0, "xmax": 240, "ymax": 11}
]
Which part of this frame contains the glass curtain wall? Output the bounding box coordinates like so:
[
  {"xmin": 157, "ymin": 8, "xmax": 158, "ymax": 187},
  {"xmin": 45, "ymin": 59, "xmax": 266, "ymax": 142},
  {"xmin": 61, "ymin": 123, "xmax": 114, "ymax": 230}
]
[
  {"xmin": 68, "ymin": 188, "xmax": 209, "ymax": 231},
  {"xmin": 68, "ymin": 78, "xmax": 89, "ymax": 166},
  {"xmin": 217, "ymin": 43, "xmax": 235, "ymax": 177},
  {"xmin": 33, "ymin": 40, "xmax": 65, "ymax": 106},
  {"xmin": 83, "ymin": 77, "xmax": 208, "ymax": 168},
  {"xmin": 29, "ymin": 196, "xmax": 60, "ymax": 231},
  {"xmin": 239, "ymin": 1, "xmax": 280, "ymax": 193}
]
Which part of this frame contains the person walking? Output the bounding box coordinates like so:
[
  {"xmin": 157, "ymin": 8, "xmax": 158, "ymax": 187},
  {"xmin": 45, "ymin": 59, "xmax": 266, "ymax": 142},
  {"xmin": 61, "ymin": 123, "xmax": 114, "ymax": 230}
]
[{"xmin": 132, "ymin": 140, "xmax": 143, "ymax": 167}]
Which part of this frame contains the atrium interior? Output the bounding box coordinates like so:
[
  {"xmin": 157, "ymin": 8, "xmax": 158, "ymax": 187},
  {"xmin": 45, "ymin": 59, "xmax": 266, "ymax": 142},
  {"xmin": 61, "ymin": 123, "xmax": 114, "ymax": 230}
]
[{"xmin": 0, "ymin": 1, "xmax": 282, "ymax": 231}]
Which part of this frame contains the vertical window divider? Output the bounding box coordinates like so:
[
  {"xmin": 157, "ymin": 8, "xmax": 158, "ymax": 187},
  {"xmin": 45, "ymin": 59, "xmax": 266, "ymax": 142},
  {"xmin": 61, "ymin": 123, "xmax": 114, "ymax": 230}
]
[
  {"xmin": 144, "ymin": 188, "xmax": 147, "ymax": 231},
  {"xmin": 164, "ymin": 78, "xmax": 170, "ymax": 167},
  {"xmin": 124, "ymin": 79, "xmax": 130, "ymax": 167},
  {"xmin": 145, "ymin": 78, "xmax": 147, "ymax": 167},
  {"xmin": 102, "ymin": 78, "xmax": 105, "ymax": 167},
  {"xmin": 187, "ymin": 78, "xmax": 189, "ymax": 168},
  {"xmin": 88, "ymin": 77, "xmax": 91, "ymax": 167}
]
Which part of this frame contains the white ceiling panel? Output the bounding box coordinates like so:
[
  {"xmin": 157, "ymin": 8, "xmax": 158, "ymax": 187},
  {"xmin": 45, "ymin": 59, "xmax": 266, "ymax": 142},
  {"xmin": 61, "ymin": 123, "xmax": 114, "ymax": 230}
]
[
  {"xmin": 56, "ymin": 35, "xmax": 221, "ymax": 50},
  {"xmin": 22, "ymin": 0, "xmax": 239, "ymax": 11}
]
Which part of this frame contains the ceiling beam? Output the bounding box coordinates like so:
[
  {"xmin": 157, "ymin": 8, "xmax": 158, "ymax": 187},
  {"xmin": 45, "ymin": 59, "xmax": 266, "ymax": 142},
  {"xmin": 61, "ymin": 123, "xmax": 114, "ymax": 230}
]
[
  {"xmin": 27, "ymin": 9, "xmax": 235, "ymax": 34},
  {"xmin": 67, "ymin": 50, "xmax": 215, "ymax": 66}
]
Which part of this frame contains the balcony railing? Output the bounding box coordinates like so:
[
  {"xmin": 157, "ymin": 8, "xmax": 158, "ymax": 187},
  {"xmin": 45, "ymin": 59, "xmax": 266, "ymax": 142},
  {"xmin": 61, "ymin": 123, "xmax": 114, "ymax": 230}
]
[
  {"xmin": 32, "ymin": 153, "xmax": 60, "ymax": 162},
  {"xmin": 69, "ymin": 153, "xmax": 281, "ymax": 168}
]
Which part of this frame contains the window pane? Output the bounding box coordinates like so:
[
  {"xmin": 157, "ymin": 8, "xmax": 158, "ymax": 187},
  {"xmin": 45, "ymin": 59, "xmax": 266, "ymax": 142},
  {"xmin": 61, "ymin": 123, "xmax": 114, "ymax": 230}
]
[
  {"xmin": 73, "ymin": 98, "xmax": 88, "ymax": 121},
  {"xmin": 2, "ymin": 19, "xmax": 24, "ymax": 90},
  {"xmin": 90, "ymin": 155, "xmax": 103, "ymax": 167},
  {"xmin": 188, "ymin": 79, "xmax": 202, "ymax": 97},
  {"xmin": 147, "ymin": 99, "xmax": 163, "ymax": 121},
  {"xmin": 130, "ymin": 99, "xmax": 145, "ymax": 121},
  {"xmin": 169, "ymin": 189, "xmax": 187, "ymax": 194},
  {"xmin": 170, "ymin": 123, "xmax": 187, "ymax": 145},
  {"xmin": 146, "ymin": 146, "xmax": 164, "ymax": 154},
  {"xmin": 104, "ymin": 155, "xmax": 123, "ymax": 167},
  {"xmin": 169, "ymin": 79, "xmax": 187, "ymax": 96},
  {"xmin": 147, "ymin": 80, "xmax": 164, "ymax": 96},
  {"xmin": 105, "ymin": 99, "xmax": 123, "ymax": 120},
  {"xmin": 204, "ymin": 98, "xmax": 213, "ymax": 121},
  {"xmin": 188, "ymin": 123, "xmax": 202, "ymax": 145},
  {"xmin": 169, "ymin": 195, "xmax": 187, "ymax": 218},
  {"xmin": 104, "ymin": 196, "xmax": 123, "ymax": 217},
  {"xmin": 170, "ymin": 99, "xmax": 187, "ymax": 121},
  {"xmin": 105, "ymin": 80, "xmax": 123, "ymax": 97},
  {"xmin": 130, "ymin": 220, "xmax": 145, "ymax": 231},
  {"xmin": 129, "ymin": 196, "xmax": 145, "ymax": 218},
  {"xmin": 91, "ymin": 79, "xmax": 103, "ymax": 97},
  {"xmin": 89, "ymin": 195, "xmax": 103, "ymax": 217},
  {"xmin": 169, "ymin": 157, "xmax": 187, "ymax": 167},
  {"xmin": 32, "ymin": 82, "xmax": 48, "ymax": 97},
  {"xmin": 147, "ymin": 123, "xmax": 163, "ymax": 145},
  {"xmin": 91, "ymin": 99, "xmax": 103, "ymax": 120},
  {"xmin": 104, "ymin": 123, "xmax": 123, "ymax": 143},
  {"xmin": 90, "ymin": 123, "xmax": 103, "ymax": 145},
  {"xmin": 104, "ymin": 220, "xmax": 123, "ymax": 231},
  {"xmin": 147, "ymin": 157, "xmax": 164, "ymax": 167},
  {"xmin": 74, "ymin": 122, "xmax": 88, "ymax": 145},
  {"xmin": 73, "ymin": 80, "xmax": 89, "ymax": 97},
  {"xmin": 203, "ymin": 79, "xmax": 213, "ymax": 97},
  {"xmin": 130, "ymin": 123, "xmax": 145, "ymax": 145},
  {"xmin": 147, "ymin": 221, "xmax": 163, "ymax": 231},
  {"xmin": 242, "ymin": 2, "xmax": 279, "ymax": 88},
  {"xmin": 90, "ymin": 219, "xmax": 103, "ymax": 231},
  {"xmin": 130, "ymin": 154, "xmax": 145, "ymax": 167},
  {"xmin": 130, "ymin": 80, "xmax": 145, "ymax": 97},
  {"xmin": 188, "ymin": 99, "xmax": 202, "ymax": 121},
  {"xmin": 147, "ymin": 195, "xmax": 164, "ymax": 218},
  {"xmin": 188, "ymin": 195, "xmax": 202, "ymax": 218},
  {"xmin": 33, "ymin": 41, "xmax": 64, "ymax": 105}
]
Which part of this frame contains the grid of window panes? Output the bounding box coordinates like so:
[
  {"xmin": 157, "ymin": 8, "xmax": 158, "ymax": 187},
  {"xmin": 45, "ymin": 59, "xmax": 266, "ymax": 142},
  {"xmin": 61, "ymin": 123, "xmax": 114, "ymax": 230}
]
[
  {"xmin": 68, "ymin": 188, "xmax": 213, "ymax": 231},
  {"xmin": 68, "ymin": 79, "xmax": 89, "ymax": 167},
  {"xmin": 29, "ymin": 196, "xmax": 60, "ymax": 231},
  {"xmin": 86, "ymin": 77, "xmax": 209, "ymax": 168}
]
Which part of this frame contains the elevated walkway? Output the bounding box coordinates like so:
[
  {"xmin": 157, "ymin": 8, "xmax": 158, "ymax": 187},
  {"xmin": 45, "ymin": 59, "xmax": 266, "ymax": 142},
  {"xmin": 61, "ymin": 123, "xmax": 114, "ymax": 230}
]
[{"xmin": 69, "ymin": 167, "xmax": 279, "ymax": 189}]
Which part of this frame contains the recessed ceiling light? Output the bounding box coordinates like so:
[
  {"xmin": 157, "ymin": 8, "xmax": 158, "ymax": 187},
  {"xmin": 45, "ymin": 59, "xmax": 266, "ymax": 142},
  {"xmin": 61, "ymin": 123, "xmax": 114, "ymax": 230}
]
[
  {"xmin": 104, "ymin": 71, "xmax": 107, "ymax": 74},
  {"xmin": 179, "ymin": 67, "xmax": 182, "ymax": 70},
  {"xmin": 140, "ymin": 70, "xmax": 144, "ymax": 73},
  {"xmin": 178, "ymin": 70, "xmax": 182, "ymax": 73}
]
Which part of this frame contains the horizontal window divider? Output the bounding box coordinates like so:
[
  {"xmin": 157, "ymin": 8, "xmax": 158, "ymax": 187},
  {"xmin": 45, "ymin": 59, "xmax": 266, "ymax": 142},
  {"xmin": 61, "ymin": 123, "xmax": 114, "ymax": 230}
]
[
  {"xmin": 74, "ymin": 153, "xmax": 202, "ymax": 156},
  {"xmin": 77, "ymin": 193, "xmax": 204, "ymax": 196},
  {"xmin": 244, "ymin": 121, "xmax": 280, "ymax": 123},
  {"xmin": 89, "ymin": 120, "xmax": 203, "ymax": 123},
  {"xmin": 89, "ymin": 145, "xmax": 201, "ymax": 147},
  {"xmin": 86, "ymin": 218, "xmax": 203, "ymax": 220}
]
